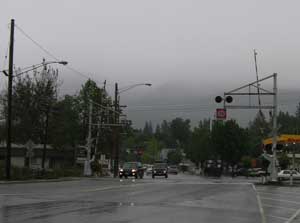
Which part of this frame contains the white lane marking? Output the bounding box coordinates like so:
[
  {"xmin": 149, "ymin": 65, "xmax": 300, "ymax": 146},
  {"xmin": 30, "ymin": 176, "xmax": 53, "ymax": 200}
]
[
  {"xmin": 285, "ymin": 208, "xmax": 300, "ymax": 223},
  {"xmin": 83, "ymin": 185, "xmax": 124, "ymax": 192},
  {"xmin": 257, "ymin": 190, "xmax": 300, "ymax": 197},
  {"xmin": 82, "ymin": 182, "xmax": 157, "ymax": 193},
  {"xmin": 0, "ymin": 194, "xmax": 29, "ymax": 196},
  {"xmin": 252, "ymin": 184, "xmax": 266, "ymax": 223},
  {"xmin": 155, "ymin": 182, "xmax": 253, "ymax": 185},
  {"xmin": 267, "ymin": 215, "xmax": 289, "ymax": 221},
  {"xmin": 262, "ymin": 204, "xmax": 298, "ymax": 211},
  {"xmin": 260, "ymin": 197, "xmax": 300, "ymax": 205},
  {"xmin": 258, "ymin": 191, "xmax": 300, "ymax": 198}
]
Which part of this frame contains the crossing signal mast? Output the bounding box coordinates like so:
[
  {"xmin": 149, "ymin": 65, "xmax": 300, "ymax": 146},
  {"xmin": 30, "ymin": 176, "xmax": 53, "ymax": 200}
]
[{"xmin": 215, "ymin": 73, "xmax": 279, "ymax": 182}]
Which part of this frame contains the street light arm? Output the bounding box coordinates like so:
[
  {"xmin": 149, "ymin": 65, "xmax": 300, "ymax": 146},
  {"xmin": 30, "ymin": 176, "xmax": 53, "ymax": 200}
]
[
  {"xmin": 2, "ymin": 60, "xmax": 68, "ymax": 77},
  {"xmin": 119, "ymin": 83, "xmax": 152, "ymax": 94}
]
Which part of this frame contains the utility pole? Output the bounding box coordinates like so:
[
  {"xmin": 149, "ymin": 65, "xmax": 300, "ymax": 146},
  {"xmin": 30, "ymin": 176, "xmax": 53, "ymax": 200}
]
[
  {"xmin": 42, "ymin": 110, "xmax": 49, "ymax": 172},
  {"xmin": 41, "ymin": 60, "xmax": 49, "ymax": 173},
  {"xmin": 95, "ymin": 90, "xmax": 103, "ymax": 156},
  {"xmin": 6, "ymin": 19, "xmax": 15, "ymax": 180},
  {"xmin": 271, "ymin": 73, "xmax": 278, "ymax": 182},
  {"xmin": 84, "ymin": 102, "xmax": 93, "ymax": 176},
  {"xmin": 113, "ymin": 83, "xmax": 119, "ymax": 177}
]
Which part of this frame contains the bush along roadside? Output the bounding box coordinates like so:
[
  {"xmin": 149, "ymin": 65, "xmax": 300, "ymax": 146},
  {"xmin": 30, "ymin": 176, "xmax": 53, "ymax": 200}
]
[{"xmin": 0, "ymin": 163, "xmax": 82, "ymax": 180}]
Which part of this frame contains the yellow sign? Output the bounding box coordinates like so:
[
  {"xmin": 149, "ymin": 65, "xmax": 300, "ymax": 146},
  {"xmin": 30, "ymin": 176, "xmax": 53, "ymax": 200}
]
[{"xmin": 263, "ymin": 134, "xmax": 300, "ymax": 145}]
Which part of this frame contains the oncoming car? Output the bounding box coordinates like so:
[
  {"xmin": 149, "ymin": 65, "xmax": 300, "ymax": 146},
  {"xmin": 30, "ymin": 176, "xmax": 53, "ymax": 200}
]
[
  {"xmin": 119, "ymin": 162, "xmax": 144, "ymax": 179},
  {"xmin": 152, "ymin": 162, "xmax": 168, "ymax": 178}
]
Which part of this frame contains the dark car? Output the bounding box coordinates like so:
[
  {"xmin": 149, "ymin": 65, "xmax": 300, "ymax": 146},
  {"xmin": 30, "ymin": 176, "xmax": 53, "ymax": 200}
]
[
  {"xmin": 119, "ymin": 162, "xmax": 144, "ymax": 179},
  {"xmin": 168, "ymin": 165, "xmax": 178, "ymax": 175},
  {"xmin": 203, "ymin": 160, "xmax": 222, "ymax": 177},
  {"xmin": 152, "ymin": 162, "xmax": 168, "ymax": 178}
]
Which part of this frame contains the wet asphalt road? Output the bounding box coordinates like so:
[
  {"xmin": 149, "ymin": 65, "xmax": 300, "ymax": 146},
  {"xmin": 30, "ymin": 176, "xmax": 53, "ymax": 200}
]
[{"xmin": 0, "ymin": 174, "xmax": 264, "ymax": 223}]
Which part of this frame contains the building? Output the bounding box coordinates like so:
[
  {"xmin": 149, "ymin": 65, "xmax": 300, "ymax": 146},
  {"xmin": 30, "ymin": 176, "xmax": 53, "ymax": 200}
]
[{"xmin": 0, "ymin": 143, "xmax": 75, "ymax": 169}]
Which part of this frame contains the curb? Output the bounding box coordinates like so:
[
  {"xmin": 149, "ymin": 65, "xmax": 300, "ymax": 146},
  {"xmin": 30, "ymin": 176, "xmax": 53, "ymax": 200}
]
[{"xmin": 0, "ymin": 177, "xmax": 83, "ymax": 184}]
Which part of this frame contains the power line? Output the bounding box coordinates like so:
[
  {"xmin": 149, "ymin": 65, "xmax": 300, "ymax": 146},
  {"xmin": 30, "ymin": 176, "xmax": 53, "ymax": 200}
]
[
  {"xmin": 14, "ymin": 24, "xmax": 109, "ymax": 87},
  {"xmin": 15, "ymin": 25, "xmax": 60, "ymax": 61}
]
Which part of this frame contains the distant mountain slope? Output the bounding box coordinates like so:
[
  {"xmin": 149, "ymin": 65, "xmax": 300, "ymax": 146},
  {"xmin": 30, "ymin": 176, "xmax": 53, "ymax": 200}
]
[{"xmin": 122, "ymin": 84, "xmax": 300, "ymax": 128}]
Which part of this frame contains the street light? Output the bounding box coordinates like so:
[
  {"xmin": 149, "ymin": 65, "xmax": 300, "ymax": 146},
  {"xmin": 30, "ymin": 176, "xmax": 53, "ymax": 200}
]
[
  {"xmin": 119, "ymin": 83, "xmax": 152, "ymax": 94},
  {"xmin": 112, "ymin": 82, "xmax": 152, "ymax": 177},
  {"xmin": 1, "ymin": 59, "xmax": 68, "ymax": 179},
  {"xmin": 2, "ymin": 60, "xmax": 68, "ymax": 77}
]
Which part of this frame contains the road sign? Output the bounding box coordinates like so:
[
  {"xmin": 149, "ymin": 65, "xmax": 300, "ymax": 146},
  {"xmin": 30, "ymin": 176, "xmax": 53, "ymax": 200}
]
[{"xmin": 216, "ymin": 108, "xmax": 227, "ymax": 120}]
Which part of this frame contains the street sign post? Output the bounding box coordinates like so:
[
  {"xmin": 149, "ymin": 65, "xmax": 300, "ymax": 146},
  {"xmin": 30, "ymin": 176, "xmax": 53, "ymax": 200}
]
[{"xmin": 25, "ymin": 139, "xmax": 34, "ymax": 168}]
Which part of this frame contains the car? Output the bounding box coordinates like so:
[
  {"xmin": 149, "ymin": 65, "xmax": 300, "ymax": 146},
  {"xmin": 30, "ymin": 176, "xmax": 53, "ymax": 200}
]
[
  {"xmin": 146, "ymin": 166, "xmax": 153, "ymax": 175},
  {"xmin": 278, "ymin": 170, "xmax": 300, "ymax": 181},
  {"xmin": 203, "ymin": 160, "xmax": 222, "ymax": 177},
  {"xmin": 152, "ymin": 162, "xmax": 168, "ymax": 178},
  {"xmin": 248, "ymin": 168, "xmax": 263, "ymax": 177},
  {"xmin": 168, "ymin": 165, "xmax": 178, "ymax": 175},
  {"xmin": 119, "ymin": 162, "xmax": 144, "ymax": 179}
]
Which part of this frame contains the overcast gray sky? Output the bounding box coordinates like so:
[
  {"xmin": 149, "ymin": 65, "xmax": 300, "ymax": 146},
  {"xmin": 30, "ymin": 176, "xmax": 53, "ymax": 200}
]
[{"xmin": 1, "ymin": 0, "xmax": 300, "ymax": 127}]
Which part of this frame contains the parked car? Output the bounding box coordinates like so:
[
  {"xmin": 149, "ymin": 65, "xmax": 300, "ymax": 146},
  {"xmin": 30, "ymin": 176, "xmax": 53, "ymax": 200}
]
[
  {"xmin": 168, "ymin": 165, "xmax": 178, "ymax": 175},
  {"xmin": 248, "ymin": 168, "xmax": 265, "ymax": 177},
  {"xmin": 278, "ymin": 170, "xmax": 300, "ymax": 181},
  {"xmin": 119, "ymin": 162, "xmax": 144, "ymax": 179},
  {"xmin": 152, "ymin": 162, "xmax": 168, "ymax": 178}
]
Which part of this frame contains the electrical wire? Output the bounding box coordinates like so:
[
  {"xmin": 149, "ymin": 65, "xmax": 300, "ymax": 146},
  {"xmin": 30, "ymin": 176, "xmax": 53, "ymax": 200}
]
[{"xmin": 14, "ymin": 24, "xmax": 109, "ymax": 87}]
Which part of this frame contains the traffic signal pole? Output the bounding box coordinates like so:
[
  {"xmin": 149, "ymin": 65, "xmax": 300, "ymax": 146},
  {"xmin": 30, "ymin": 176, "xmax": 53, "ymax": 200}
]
[{"xmin": 6, "ymin": 19, "xmax": 15, "ymax": 180}]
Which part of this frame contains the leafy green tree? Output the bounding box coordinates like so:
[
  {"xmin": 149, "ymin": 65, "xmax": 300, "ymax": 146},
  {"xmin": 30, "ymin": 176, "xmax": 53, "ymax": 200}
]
[
  {"xmin": 153, "ymin": 120, "xmax": 173, "ymax": 147},
  {"xmin": 278, "ymin": 152, "xmax": 290, "ymax": 169},
  {"xmin": 1, "ymin": 66, "xmax": 60, "ymax": 144},
  {"xmin": 143, "ymin": 121, "xmax": 153, "ymax": 137},
  {"xmin": 277, "ymin": 111, "xmax": 298, "ymax": 134},
  {"xmin": 241, "ymin": 156, "xmax": 252, "ymax": 169},
  {"xmin": 167, "ymin": 149, "xmax": 182, "ymax": 165},
  {"xmin": 142, "ymin": 137, "xmax": 163, "ymax": 163},
  {"xmin": 212, "ymin": 120, "xmax": 248, "ymax": 165},
  {"xmin": 186, "ymin": 119, "xmax": 212, "ymax": 166},
  {"xmin": 49, "ymin": 95, "xmax": 81, "ymax": 148},
  {"xmin": 248, "ymin": 112, "xmax": 271, "ymax": 157},
  {"xmin": 170, "ymin": 118, "xmax": 191, "ymax": 148},
  {"xmin": 76, "ymin": 79, "xmax": 104, "ymax": 143}
]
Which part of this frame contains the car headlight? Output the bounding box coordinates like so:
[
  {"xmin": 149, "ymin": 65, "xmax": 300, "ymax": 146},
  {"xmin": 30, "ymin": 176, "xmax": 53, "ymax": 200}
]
[
  {"xmin": 132, "ymin": 169, "xmax": 136, "ymax": 172},
  {"xmin": 163, "ymin": 170, "xmax": 166, "ymax": 173},
  {"xmin": 119, "ymin": 169, "xmax": 123, "ymax": 172},
  {"xmin": 154, "ymin": 170, "xmax": 157, "ymax": 173}
]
